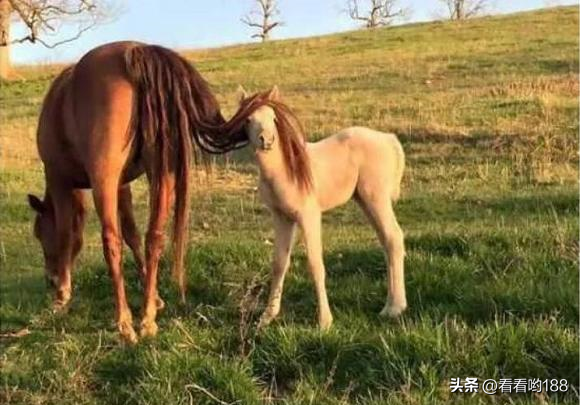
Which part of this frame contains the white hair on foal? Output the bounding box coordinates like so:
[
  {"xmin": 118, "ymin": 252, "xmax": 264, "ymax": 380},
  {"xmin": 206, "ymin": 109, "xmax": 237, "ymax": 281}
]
[{"xmin": 242, "ymin": 86, "xmax": 407, "ymax": 330}]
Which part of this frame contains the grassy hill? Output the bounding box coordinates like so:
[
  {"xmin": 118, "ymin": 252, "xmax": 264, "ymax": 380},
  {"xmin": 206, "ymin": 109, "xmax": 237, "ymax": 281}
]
[{"xmin": 1, "ymin": 6, "xmax": 578, "ymax": 405}]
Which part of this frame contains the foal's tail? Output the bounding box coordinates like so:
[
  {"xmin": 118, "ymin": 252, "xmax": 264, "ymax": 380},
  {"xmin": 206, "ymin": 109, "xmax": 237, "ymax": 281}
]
[
  {"xmin": 389, "ymin": 134, "xmax": 405, "ymax": 202},
  {"xmin": 123, "ymin": 45, "xmax": 221, "ymax": 301}
]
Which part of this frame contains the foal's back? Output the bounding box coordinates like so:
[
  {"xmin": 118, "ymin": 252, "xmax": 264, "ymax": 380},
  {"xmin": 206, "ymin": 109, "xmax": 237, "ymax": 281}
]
[{"xmin": 307, "ymin": 127, "xmax": 404, "ymax": 210}]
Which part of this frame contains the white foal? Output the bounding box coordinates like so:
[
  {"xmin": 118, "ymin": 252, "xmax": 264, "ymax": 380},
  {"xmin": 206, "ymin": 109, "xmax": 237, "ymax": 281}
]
[{"xmin": 241, "ymin": 86, "xmax": 407, "ymax": 330}]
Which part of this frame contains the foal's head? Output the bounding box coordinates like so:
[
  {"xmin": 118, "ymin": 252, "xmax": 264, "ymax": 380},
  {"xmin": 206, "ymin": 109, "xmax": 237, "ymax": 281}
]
[
  {"xmin": 27, "ymin": 194, "xmax": 59, "ymax": 287},
  {"xmin": 241, "ymin": 86, "xmax": 280, "ymax": 151},
  {"xmin": 238, "ymin": 86, "xmax": 313, "ymax": 191}
]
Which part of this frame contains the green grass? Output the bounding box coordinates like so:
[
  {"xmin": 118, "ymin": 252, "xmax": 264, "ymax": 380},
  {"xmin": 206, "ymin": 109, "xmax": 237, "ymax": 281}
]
[{"xmin": 1, "ymin": 6, "xmax": 578, "ymax": 404}]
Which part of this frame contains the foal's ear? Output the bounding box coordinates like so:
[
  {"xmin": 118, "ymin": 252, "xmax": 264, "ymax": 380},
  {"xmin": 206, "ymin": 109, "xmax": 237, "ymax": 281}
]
[
  {"xmin": 27, "ymin": 194, "xmax": 45, "ymax": 213},
  {"xmin": 236, "ymin": 85, "xmax": 249, "ymax": 104},
  {"xmin": 267, "ymin": 85, "xmax": 280, "ymax": 101}
]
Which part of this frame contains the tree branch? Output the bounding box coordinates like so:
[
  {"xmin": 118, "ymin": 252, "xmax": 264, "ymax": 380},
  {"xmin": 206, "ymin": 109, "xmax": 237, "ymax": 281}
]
[
  {"xmin": 4, "ymin": 0, "xmax": 113, "ymax": 48},
  {"xmin": 439, "ymin": 0, "xmax": 488, "ymax": 21},
  {"xmin": 346, "ymin": 0, "xmax": 407, "ymax": 28},
  {"xmin": 242, "ymin": 0, "xmax": 282, "ymax": 42}
]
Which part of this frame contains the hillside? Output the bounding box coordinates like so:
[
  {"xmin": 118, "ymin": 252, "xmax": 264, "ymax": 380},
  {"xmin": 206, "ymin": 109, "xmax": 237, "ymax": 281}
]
[
  {"xmin": 2, "ymin": 6, "xmax": 579, "ymax": 170},
  {"xmin": 0, "ymin": 6, "xmax": 578, "ymax": 405}
]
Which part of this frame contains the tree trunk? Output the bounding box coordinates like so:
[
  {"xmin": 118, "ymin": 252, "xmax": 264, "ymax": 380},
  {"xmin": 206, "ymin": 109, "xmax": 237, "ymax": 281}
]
[
  {"xmin": 455, "ymin": 1, "xmax": 464, "ymax": 20},
  {"xmin": 262, "ymin": 14, "xmax": 269, "ymax": 41},
  {"xmin": 0, "ymin": 0, "xmax": 11, "ymax": 80}
]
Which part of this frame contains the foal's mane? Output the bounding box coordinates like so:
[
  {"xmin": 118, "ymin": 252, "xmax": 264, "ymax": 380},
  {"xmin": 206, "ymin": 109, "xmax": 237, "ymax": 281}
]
[{"xmin": 240, "ymin": 91, "xmax": 313, "ymax": 191}]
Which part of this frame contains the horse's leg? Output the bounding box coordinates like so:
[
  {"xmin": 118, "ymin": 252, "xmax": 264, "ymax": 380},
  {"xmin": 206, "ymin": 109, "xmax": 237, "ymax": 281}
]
[
  {"xmin": 118, "ymin": 185, "xmax": 145, "ymax": 281},
  {"xmin": 49, "ymin": 184, "xmax": 76, "ymax": 310},
  {"xmin": 140, "ymin": 175, "xmax": 174, "ymax": 338},
  {"xmin": 53, "ymin": 190, "xmax": 86, "ymax": 308},
  {"xmin": 356, "ymin": 195, "xmax": 407, "ymax": 318},
  {"xmin": 93, "ymin": 177, "xmax": 138, "ymax": 344},
  {"xmin": 71, "ymin": 190, "xmax": 87, "ymax": 264},
  {"xmin": 118, "ymin": 184, "xmax": 165, "ymax": 310},
  {"xmin": 299, "ymin": 208, "xmax": 333, "ymax": 330},
  {"xmin": 258, "ymin": 212, "xmax": 296, "ymax": 329}
]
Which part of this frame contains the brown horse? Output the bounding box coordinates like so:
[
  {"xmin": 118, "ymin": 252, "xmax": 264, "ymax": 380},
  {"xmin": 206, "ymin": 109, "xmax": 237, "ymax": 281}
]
[{"xmin": 27, "ymin": 41, "xmax": 265, "ymax": 343}]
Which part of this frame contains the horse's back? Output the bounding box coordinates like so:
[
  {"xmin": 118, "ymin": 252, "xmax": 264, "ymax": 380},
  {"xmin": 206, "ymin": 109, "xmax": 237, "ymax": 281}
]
[{"xmin": 71, "ymin": 41, "xmax": 141, "ymax": 142}]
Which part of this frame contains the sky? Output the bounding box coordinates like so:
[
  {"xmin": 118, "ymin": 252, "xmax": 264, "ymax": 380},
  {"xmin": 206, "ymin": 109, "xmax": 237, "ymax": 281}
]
[{"xmin": 10, "ymin": 0, "xmax": 578, "ymax": 64}]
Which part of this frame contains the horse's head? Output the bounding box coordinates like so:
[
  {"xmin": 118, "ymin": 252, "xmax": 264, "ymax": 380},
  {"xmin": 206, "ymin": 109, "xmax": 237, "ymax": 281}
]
[
  {"xmin": 239, "ymin": 86, "xmax": 280, "ymax": 152},
  {"xmin": 27, "ymin": 194, "xmax": 59, "ymax": 288}
]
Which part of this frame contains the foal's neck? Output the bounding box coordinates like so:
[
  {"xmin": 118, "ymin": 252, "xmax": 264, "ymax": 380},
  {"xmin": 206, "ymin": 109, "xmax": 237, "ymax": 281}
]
[{"xmin": 254, "ymin": 141, "xmax": 296, "ymax": 191}]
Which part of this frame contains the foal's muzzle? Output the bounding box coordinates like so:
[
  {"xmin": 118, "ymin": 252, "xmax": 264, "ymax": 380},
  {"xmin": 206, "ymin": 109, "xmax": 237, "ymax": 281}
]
[{"xmin": 259, "ymin": 135, "xmax": 274, "ymax": 150}]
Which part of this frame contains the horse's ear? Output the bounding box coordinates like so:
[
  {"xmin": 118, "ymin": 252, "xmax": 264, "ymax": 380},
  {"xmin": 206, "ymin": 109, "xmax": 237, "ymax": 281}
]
[
  {"xmin": 236, "ymin": 85, "xmax": 249, "ymax": 104},
  {"xmin": 27, "ymin": 194, "xmax": 45, "ymax": 213},
  {"xmin": 268, "ymin": 85, "xmax": 280, "ymax": 101}
]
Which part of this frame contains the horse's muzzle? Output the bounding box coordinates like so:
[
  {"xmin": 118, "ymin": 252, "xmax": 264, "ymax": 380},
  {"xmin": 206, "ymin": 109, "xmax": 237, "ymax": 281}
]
[{"xmin": 45, "ymin": 274, "xmax": 58, "ymax": 289}]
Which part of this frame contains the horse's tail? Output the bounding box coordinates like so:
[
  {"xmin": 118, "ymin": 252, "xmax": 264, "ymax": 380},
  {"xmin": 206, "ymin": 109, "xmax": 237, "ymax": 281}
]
[
  {"xmin": 123, "ymin": 45, "xmax": 221, "ymax": 302},
  {"xmin": 389, "ymin": 134, "xmax": 405, "ymax": 202}
]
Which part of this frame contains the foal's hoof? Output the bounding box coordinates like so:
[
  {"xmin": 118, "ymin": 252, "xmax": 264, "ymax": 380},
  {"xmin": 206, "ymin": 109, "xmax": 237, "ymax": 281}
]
[
  {"xmin": 119, "ymin": 323, "xmax": 139, "ymax": 345},
  {"xmin": 318, "ymin": 315, "xmax": 333, "ymax": 331},
  {"xmin": 380, "ymin": 302, "xmax": 407, "ymax": 318},
  {"xmin": 140, "ymin": 320, "xmax": 159, "ymax": 338},
  {"xmin": 257, "ymin": 312, "xmax": 276, "ymax": 330}
]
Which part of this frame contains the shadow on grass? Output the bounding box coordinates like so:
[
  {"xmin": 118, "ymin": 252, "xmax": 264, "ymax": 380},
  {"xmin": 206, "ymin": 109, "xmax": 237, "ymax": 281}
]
[
  {"xmin": 0, "ymin": 270, "xmax": 47, "ymax": 332},
  {"xmin": 477, "ymin": 192, "xmax": 579, "ymax": 217},
  {"xmin": 398, "ymin": 190, "xmax": 578, "ymax": 228},
  {"xmin": 92, "ymin": 346, "xmax": 149, "ymax": 405},
  {"xmin": 277, "ymin": 231, "xmax": 577, "ymax": 330}
]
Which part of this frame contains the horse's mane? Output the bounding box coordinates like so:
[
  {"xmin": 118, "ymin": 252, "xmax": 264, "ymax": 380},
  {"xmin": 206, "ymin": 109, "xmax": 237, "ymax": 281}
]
[{"xmin": 241, "ymin": 91, "xmax": 313, "ymax": 191}]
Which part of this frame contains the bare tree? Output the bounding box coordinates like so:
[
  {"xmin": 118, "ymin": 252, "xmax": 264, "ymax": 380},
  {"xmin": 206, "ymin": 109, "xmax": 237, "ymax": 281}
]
[
  {"xmin": 241, "ymin": 0, "xmax": 282, "ymax": 42},
  {"xmin": 346, "ymin": 0, "xmax": 408, "ymax": 29},
  {"xmin": 0, "ymin": 0, "xmax": 113, "ymax": 79},
  {"xmin": 439, "ymin": 0, "xmax": 488, "ymax": 21}
]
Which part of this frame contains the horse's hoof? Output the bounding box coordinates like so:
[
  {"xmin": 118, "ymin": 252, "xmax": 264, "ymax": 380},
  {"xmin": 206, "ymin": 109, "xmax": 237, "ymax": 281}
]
[
  {"xmin": 51, "ymin": 299, "xmax": 70, "ymax": 314},
  {"xmin": 119, "ymin": 323, "xmax": 138, "ymax": 345},
  {"xmin": 380, "ymin": 302, "xmax": 407, "ymax": 318},
  {"xmin": 140, "ymin": 320, "xmax": 159, "ymax": 338},
  {"xmin": 156, "ymin": 296, "xmax": 165, "ymax": 310}
]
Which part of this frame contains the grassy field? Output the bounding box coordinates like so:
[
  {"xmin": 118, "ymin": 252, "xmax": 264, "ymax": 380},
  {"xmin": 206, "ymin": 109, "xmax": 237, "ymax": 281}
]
[{"xmin": 1, "ymin": 6, "xmax": 578, "ymax": 404}]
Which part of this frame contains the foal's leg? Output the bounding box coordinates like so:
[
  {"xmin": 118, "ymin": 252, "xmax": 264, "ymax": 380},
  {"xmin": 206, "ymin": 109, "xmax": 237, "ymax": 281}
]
[
  {"xmin": 93, "ymin": 177, "xmax": 138, "ymax": 344},
  {"xmin": 258, "ymin": 212, "xmax": 296, "ymax": 329},
  {"xmin": 140, "ymin": 175, "xmax": 174, "ymax": 338},
  {"xmin": 118, "ymin": 184, "xmax": 165, "ymax": 310},
  {"xmin": 299, "ymin": 208, "xmax": 333, "ymax": 330},
  {"xmin": 356, "ymin": 195, "xmax": 407, "ymax": 317}
]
